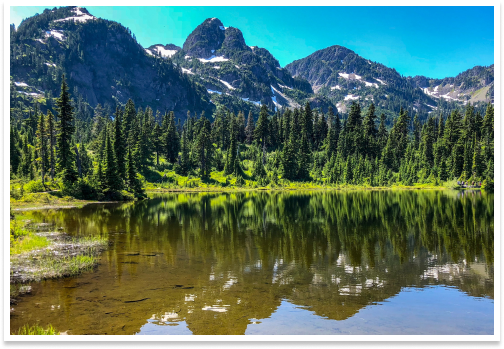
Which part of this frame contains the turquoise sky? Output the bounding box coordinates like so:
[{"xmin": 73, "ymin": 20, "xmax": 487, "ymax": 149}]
[{"xmin": 10, "ymin": 6, "xmax": 494, "ymax": 79}]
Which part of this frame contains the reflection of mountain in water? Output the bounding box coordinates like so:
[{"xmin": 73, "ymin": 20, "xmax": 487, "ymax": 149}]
[{"xmin": 11, "ymin": 190, "xmax": 493, "ymax": 335}]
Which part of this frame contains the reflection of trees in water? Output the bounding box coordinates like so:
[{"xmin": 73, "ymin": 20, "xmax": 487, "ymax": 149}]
[{"xmin": 16, "ymin": 190, "xmax": 493, "ymax": 334}]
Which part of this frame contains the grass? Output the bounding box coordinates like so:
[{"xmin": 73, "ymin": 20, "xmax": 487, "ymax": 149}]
[
  {"xmin": 10, "ymin": 233, "xmax": 50, "ymax": 255},
  {"xmin": 13, "ymin": 324, "xmax": 59, "ymax": 335},
  {"xmin": 10, "ymin": 212, "xmax": 109, "ymax": 285},
  {"xmin": 11, "ymin": 236, "xmax": 109, "ymax": 283}
]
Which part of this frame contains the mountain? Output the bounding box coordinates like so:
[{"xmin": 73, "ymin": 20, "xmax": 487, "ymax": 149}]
[
  {"xmin": 10, "ymin": 7, "xmax": 492, "ymax": 122},
  {"xmin": 170, "ymin": 18, "xmax": 320, "ymax": 114},
  {"xmin": 285, "ymin": 45, "xmax": 493, "ymax": 117},
  {"xmin": 409, "ymin": 64, "xmax": 494, "ymax": 104},
  {"xmin": 10, "ymin": 6, "xmax": 212, "ymax": 119}
]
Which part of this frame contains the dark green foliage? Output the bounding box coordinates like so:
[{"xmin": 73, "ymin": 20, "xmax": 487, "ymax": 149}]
[
  {"xmin": 56, "ymin": 76, "xmax": 78, "ymax": 183},
  {"xmin": 103, "ymin": 129, "xmax": 122, "ymax": 192},
  {"xmin": 245, "ymin": 110, "xmax": 255, "ymax": 144},
  {"xmin": 114, "ymin": 107, "xmax": 126, "ymax": 179}
]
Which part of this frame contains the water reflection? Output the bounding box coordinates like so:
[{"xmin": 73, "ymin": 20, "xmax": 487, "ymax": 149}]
[{"xmin": 11, "ymin": 190, "xmax": 493, "ymax": 335}]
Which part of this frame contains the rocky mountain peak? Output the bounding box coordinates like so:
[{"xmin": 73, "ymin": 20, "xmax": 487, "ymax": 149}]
[
  {"xmin": 182, "ymin": 17, "xmax": 227, "ymax": 58},
  {"xmin": 221, "ymin": 27, "xmax": 249, "ymax": 54}
]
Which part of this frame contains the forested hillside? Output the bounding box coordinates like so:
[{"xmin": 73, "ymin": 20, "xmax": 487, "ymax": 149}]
[{"xmin": 10, "ymin": 73, "xmax": 494, "ymax": 201}]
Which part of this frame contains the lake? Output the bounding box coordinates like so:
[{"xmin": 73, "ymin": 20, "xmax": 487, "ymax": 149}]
[{"xmin": 10, "ymin": 190, "xmax": 494, "ymax": 335}]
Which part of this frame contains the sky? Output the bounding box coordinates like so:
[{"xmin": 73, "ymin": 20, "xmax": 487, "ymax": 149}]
[{"xmin": 10, "ymin": 6, "xmax": 494, "ymax": 79}]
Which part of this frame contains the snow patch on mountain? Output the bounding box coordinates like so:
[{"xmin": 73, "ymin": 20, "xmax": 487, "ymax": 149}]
[
  {"xmin": 270, "ymin": 86, "xmax": 280, "ymax": 111},
  {"xmin": 241, "ymin": 97, "xmax": 261, "ymax": 106},
  {"xmin": 220, "ymin": 79, "xmax": 235, "ymax": 90},
  {"xmin": 152, "ymin": 45, "xmax": 178, "ymax": 58},
  {"xmin": 207, "ymin": 89, "xmax": 222, "ymax": 95},
  {"xmin": 339, "ymin": 73, "xmax": 362, "ymax": 80},
  {"xmin": 198, "ymin": 56, "xmax": 229, "ymax": 63},
  {"xmin": 54, "ymin": 8, "xmax": 95, "ymax": 23},
  {"xmin": 45, "ymin": 30, "xmax": 65, "ymax": 41},
  {"xmin": 331, "ymin": 85, "xmax": 342, "ymax": 90},
  {"xmin": 181, "ymin": 68, "xmax": 194, "ymax": 75},
  {"xmin": 364, "ymin": 81, "xmax": 379, "ymax": 88},
  {"xmin": 344, "ymin": 94, "xmax": 359, "ymax": 101}
]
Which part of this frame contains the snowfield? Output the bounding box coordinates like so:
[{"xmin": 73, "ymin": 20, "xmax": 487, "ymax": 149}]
[
  {"xmin": 152, "ymin": 46, "xmax": 178, "ymax": 58},
  {"xmin": 344, "ymin": 94, "xmax": 359, "ymax": 101},
  {"xmin": 198, "ymin": 56, "xmax": 229, "ymax": 63}
]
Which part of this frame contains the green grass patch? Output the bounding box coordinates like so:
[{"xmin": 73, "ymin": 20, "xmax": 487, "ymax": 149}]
[
  {"xmin": 13, "ymin": 324, "xmax": 59, "ymax": 335},
  {"xmin": 10, "ymin": 233, "xmax": 49, "ymax": 255}
]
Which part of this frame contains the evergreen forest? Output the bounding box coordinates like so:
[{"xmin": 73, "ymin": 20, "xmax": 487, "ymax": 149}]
[{"xmin": 10, "ymin": 75, "xmax": 495, "ymax": 202}]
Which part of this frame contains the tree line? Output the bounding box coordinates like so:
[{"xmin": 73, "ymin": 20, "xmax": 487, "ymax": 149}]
[{"xmin": 10, "ymin": 75, "xmax": 494, "ymax": 200}]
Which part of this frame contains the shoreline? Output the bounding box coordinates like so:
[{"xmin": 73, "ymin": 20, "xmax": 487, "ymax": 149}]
[{"xmin": 10, "ymin": 185, "xmax": 483, "ymax": 211}]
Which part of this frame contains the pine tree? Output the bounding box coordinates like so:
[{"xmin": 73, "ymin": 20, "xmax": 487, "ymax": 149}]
[
  {"xmin": 254, "ymin": 105, "xmax": 269, "ymax": 165},
  {"xmin": 472, "ymin": 141, "xmax": 484, "ymax": 179},
  {"xmin": 79, "ymin": 143, "xmax": 92, "ymax": 177},
  {"xmin": 18, "ymin": 136, "xmax": 34, "ymax": 179},
  {"xmin": 114, "ymin": 107, "xmax": 127, "ymax": 180},
  {"xmin": 237, "ymin": 111, "xmax": 246, "ymax": 143},
  {"xmin": 104, "ymin": 129, "xmax": 122, "ymax": 192},
  {"xmin": 297, "ymin": 133, "xmax": 311, "ymax": 180},
  {"xmin": 36, "ymin": 113, "xmax": 49, "ymax": 188},
  {"xmin": 224, "ymin": 116, "xmax": 237, "ymax": 176},
  {"xmin": 377, "ymin": 113, "xmax": 388, "ymax": 153},
  {"xmin": 163, "ymin": 111, "xmax": 180, "ymax": 163},
  {"xmin": 126, "ymin": 145, "xmax": 144, "ymax": 196},
  {"xmin": 56, "ymin": 75, "xmax": 78, "ymax": 183},
  {"xmin": 195, "ymin": 117, "xmax": 213, "ymax": 178},
  {"xmin": 179, "ymin": 127, "xmax": 190, "ymax": 175},
  {"xmin": 282, "ymin": 137, "xmax": 297, "ymax": 180},
  {"xmin": 123, "ymin": 99, "xmax": 136, "ymax": 143},
  {"xmin": 252, "ymin": 146, "xmax": 266, "ymax": 179},
  {"xmin": 152, "ymin": 123, "xmax": 163, "ymax": 166},
  {"xmin": 326, "ymin": 108, "xmax": 340, "ymax": 160},
  {"xmin": 10, "ymin": 126, "xmax": 22, "ymax": 176},
  {"xmin": 362, "ymin": 103, "xmax": 378, "ymax": 158},
  {"xmin": 302, "ymin": 102, "xmax": 314, "ymax": 144}
]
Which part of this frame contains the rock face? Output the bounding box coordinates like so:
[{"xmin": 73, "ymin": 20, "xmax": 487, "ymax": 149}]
[
  {"xmin": 409, "ymin": 65, "xmax": 494, "ymax": 104},
  {"xmin": 286, "ymin": 45, "xmax": 494, "ymax": 115},
  {"xmin": 182, "ymin": 18, "xmax": 227, "ymax": 59},
  {"xmin": 173, "ymin": 18, "xmax": 314, "ymax": 113},
  {"xmin": 10, "ymin": 6, "xmax": 212, "ymax": 119}
]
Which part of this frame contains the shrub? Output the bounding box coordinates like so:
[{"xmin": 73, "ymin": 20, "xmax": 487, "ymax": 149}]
[
  {"xmin": 482, "ymin": 178, "xmax": 494, "ymax": 192},
  {"xmin": 61, "ymin": 178, "xmax": 98, "ymax": 200},
  {"xmin": 24, "ymin": 180, "xmax": 45, "ymax": 193}
]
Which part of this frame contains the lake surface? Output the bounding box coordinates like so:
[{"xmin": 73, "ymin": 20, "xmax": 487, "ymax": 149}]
[{"xmin": 10, "ymin": 190, "xmax": 494, "ymax": 335}]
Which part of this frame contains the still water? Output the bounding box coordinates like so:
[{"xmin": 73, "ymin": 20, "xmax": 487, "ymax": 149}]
[{"xmin": 10, "ymin": 190, "xmax": 494, "ymax": 335}]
